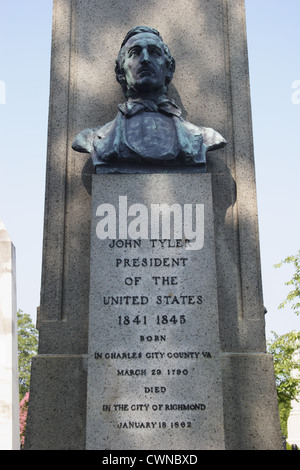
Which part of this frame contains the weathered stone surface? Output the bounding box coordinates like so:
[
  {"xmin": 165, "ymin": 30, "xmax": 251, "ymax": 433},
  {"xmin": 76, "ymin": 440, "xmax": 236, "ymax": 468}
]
[
  {"xmin": 25, "ymin": 355, "xmax": 87, "ymax": 450},
  {"xmin": 222, "ymin": 353, "xmax": 283, "ymax": 450}
]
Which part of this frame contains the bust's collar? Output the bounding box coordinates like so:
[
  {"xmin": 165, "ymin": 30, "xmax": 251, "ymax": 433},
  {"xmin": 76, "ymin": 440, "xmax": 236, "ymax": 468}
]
[{"xmin": 118, "ymin": 95, "xmax": 182, "ymax": 117}]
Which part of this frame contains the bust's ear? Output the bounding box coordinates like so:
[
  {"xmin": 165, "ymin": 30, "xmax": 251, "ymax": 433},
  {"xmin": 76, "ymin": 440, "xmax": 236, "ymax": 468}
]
[
  {"xmin": 165, "ymin": 57, "xmax": 175, "ymax": 86},
  {"xmin": 115, "ymin": 61, "xmax": 128, "ymax": 95},
  {"xmin": 117, "ymin": 74, "xmax": 126, "ymax": 87}
]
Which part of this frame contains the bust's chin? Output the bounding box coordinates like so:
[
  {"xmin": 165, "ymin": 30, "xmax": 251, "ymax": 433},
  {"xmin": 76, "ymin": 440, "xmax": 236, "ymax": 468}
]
[{"xmin": 126, "ymin": 82, "xmax": 166, "ymax": 99}]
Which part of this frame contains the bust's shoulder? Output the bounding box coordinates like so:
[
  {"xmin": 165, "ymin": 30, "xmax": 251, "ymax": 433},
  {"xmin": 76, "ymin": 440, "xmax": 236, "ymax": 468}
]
[
  {"xmin": 72, "ymin": 117, "xmax": 118, "ymax": 153},
  {"xmin": 95, "ymin": 118, "xmax": 118, "ymax": 139},
  {"xmin": 179, "ymin": 118, "xmax": 227, "ymax": 150}
]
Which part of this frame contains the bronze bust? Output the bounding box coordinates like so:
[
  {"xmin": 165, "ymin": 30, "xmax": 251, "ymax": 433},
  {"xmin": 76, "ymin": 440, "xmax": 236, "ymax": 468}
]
[{"xmin": 72, "ymin": 26, "xmax": 226, "ymax": 172}]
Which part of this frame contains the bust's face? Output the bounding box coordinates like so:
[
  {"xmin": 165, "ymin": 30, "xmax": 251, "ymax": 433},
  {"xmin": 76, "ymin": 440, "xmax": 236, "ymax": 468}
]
[{"xmin": 122, "ymin": 33, "xmax": 167, "ymax": 95}]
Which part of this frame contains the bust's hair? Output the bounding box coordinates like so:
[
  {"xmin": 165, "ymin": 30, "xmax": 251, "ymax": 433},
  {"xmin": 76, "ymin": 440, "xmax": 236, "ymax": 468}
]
[{"xmin": 115, "ymin": 26, "xmax": 176, "ymax": 96}]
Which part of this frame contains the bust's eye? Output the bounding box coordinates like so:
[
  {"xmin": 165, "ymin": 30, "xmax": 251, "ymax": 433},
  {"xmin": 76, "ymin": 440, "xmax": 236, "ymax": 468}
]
[
  {"xmin": 149, "ymin": 47, "xmax": 161, "ymax": 56},
  {"xmin": 129, "ymin": 48, "xmax": 139, "ymax": 57}
]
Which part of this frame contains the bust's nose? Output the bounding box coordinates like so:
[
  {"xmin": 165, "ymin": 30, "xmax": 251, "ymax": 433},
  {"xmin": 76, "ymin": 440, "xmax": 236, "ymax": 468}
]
[{"xmin": 140, "ymin": 48, "xmax": 150, "ymax": 63}]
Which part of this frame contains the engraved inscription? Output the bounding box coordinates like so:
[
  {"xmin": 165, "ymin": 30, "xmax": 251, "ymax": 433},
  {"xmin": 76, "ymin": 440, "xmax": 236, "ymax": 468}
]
[
  {"xmin": 90, "ymin": 237, "xmax": 211, "ymax": 431},
  {"xmin": 86, "ymin": 175, "xmax": 225, "ymax": 449}
]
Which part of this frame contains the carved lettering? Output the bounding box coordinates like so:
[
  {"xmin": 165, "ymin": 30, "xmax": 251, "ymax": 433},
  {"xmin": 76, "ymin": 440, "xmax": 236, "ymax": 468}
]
[
  {"xmin": 115, "ymin": 257, "xmax": 188, "ymax": 267},
  {"xmin": 88, "ymin": 186, "xmax": 218, "ymax": 441},
  {"xmin": 117, "ymin": 369, "xmax": 147, "ymax": 376}
]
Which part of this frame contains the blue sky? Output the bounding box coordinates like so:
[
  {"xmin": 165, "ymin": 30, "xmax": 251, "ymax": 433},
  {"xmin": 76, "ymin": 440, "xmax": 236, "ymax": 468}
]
[{"xmin": 0, "ymin": 0, "xmax": 299, "ymax": 340}]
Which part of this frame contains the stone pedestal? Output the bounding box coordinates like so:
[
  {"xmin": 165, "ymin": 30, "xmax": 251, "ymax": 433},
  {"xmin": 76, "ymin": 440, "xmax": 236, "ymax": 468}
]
[
  {"xmin": 0, "ymin": 222, "xmax": 19, "ymax": 450},
  {"xmin": 25, "ymin": 0, "xmax": 282, "ymax": 450}
]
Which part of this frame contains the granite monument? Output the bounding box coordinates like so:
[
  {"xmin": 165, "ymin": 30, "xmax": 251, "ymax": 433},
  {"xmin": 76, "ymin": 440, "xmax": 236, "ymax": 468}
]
[{"xmin": 25, "ymin": 0, "xmax": 282, "ymax": 450}]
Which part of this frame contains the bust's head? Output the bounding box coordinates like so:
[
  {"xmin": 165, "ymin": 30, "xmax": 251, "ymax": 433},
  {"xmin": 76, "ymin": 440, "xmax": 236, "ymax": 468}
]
[{"xmin": 115, "ymin": 26, "xmax": 175, "ymax": 98}]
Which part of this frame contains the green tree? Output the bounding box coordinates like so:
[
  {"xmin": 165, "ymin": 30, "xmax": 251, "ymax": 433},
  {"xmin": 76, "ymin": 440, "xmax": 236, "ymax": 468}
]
[
  {"xmin": 267, "ymin": 331, "xmax": 300, "ymax": 436},
  {"xmin": 17, "ymin": 310, "xmax": 38, "ymax": 401},
  {"xmin": 274, "ymin": 250, "xmax": 300, "ymax": 315}
]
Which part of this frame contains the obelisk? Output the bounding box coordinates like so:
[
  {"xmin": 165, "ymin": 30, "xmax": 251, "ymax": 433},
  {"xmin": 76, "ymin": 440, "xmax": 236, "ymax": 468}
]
[{"xmin": 25, "ymin": 0, "xmax": 282, "ymax": 450}]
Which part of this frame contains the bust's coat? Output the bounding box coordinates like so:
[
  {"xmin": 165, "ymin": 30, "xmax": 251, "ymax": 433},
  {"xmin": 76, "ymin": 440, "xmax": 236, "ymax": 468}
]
[{"xmin": 72, "ymin": 96, "xmax": 226, "ymax": 169}]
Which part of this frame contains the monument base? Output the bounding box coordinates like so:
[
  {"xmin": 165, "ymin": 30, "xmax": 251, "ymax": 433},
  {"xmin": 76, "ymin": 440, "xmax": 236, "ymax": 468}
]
[
  {"xmin": 84, "ymin": 173, "xmax": 282, "ymax": 450},
  {"xmin": 25, "ymin": 352, "xmax": 282, "ymax": 450},
  {"xmin": 222, "ymin": 353, "xmax": 283, "ymax": 450},
  {"xmin": 25, "ymin": 355, "xmax": 87, "ymax": 450},
  {"xmin": 25, "ymin": 174, "xmax": 282, "ymax": 450}
]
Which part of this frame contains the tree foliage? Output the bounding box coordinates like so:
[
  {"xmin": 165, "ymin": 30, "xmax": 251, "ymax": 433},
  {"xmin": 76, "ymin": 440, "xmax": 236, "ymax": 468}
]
[
  {"xmin": 17, "ymin": 310, "xmax": 38, "ymax": 401},
  {"xmin": 274, "ymin": 250, "xmax": 300, "ymax": 315}
]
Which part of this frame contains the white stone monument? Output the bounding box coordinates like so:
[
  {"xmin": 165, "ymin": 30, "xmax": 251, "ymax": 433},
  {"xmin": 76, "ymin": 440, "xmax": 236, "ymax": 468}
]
[
  {"xmin": 287, "ymin": 348, "xmax": 300, "ymax": 448},
  {"xmin": 0, "ymin": 221, "xmax": 19, "ymax": 450}
]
